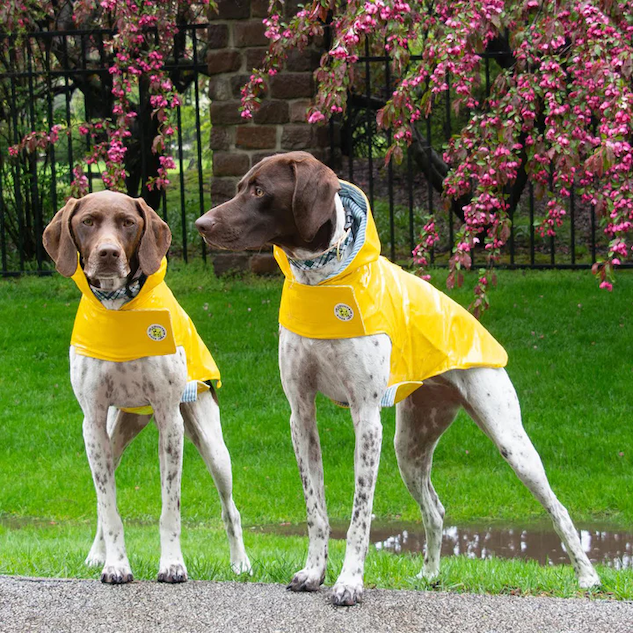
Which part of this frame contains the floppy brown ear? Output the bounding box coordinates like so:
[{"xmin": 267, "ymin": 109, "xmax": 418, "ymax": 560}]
[
  {"xmin": 42, "ymin": 198, "xmax": 81, "ymax": 277},
  {"xmin": 136, "ymin": 198, "xmax": 172, "ymax": 275},
  {"xmin": 291, "ymin": 155, "xmax": 340, "ymax": 243}
]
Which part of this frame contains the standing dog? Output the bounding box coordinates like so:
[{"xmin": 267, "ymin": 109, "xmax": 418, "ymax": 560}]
[
  {"xmin": 196, "ymin": 151, "xmax": 600, "ymax": 605},
  {"xmin": 43, "ymin": 191, "xmax": 251, "ymax": 583}
]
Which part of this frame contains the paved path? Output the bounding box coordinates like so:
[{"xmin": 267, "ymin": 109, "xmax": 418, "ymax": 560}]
[{"xmin": 1, "ymin": 575, "xmax": 631, "ymax": 633}]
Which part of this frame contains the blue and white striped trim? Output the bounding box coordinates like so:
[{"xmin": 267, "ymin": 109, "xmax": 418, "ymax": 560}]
[
  {"xmin": 288, "ymin": 181, "xmax": 370, "ymax": 279},
  {"xmin": 181, "ymin": 380, "xmax": 199, "ymax": 403},
  {"xmin": 320, "ymin": 181, "xmax": 370, "ymax": 282}
]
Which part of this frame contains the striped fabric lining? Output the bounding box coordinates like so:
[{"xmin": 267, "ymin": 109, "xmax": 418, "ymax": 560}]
[{"xmin": 181, "ymin": 380, "xmax": 199, "ymax": 403}]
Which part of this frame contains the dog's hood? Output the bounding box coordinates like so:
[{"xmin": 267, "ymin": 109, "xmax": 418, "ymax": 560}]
[
  {"xmin": 273, "ymin": 181, "xmax": 508, "ymax": 407},
  {"xmin": 70, "ymin": 255, "xmax": 220, "ymax": 387}
]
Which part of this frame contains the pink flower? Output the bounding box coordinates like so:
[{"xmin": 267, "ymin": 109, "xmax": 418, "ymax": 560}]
[{"xmin": 308, "ymin": 111, "xmax": 326, "ymax": 124}]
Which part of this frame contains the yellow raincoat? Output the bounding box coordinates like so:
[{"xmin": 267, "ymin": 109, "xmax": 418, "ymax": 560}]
[
  {"xmin": 274, "ymin": 181, "xmax": 507, "ymax": 407},
  {"xmin": 70, "ymin": 257, "xmax": 220, "ymax": 413}
]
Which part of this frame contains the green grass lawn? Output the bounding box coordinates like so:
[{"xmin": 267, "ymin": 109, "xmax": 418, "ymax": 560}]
[{"xmin": 0, "ymin": 265, "xmax": 632, "ymax": 598}]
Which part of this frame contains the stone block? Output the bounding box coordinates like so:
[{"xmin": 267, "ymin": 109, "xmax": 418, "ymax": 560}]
[
  {"xmin": 245, "ymin": 47, "xmax": 267, "ymax": 70},
  {"xmin": 251, "ymin": 0, "xmax": 269, "ymax": 18},
  {"xmin": 215, "ymin": 0, "xmax": 250, "ymax": 20},
  {"xmin": 206, "ymin": 24, "xmax": 229, "ymax": 49},
  {"xmin": 210, "ymin": 127, "xmax": 234, "ymax": 151},
  {"xmin": 234, "ymin": 20, "xmax": 268, "ymax": 47},
  {"xmin": 270, "ymin": 73, "xmax": 314, "ymax": 99},
  {"xmin": 230, "ymin": 74, "xmax": 253, "ymax": 98},
  {"xmin": 207, "ymin": 49, "xmax": 242, "ymax": 75},
  {"xmin": 210, "ymin": 101, "xmax": 247, "ymax": 125},
  {"xmin": 286, "ymin": 48, "xmax": 321, "ymax": 72},
  {"xmin": 289, "ymin": 99, "xmax": 310, "ymax": 123},
  {"xmin": 213, "ymin": 151, "xmax": 250, "ymax": 177},
  {"xmin": 210, "ymin": 177, "xmax": 239, "ymax": 204},
  {"xmin": 208, "ymin": 76, "xmax": 233, "ymax": 101},
  {"xmin": 236, "ymin": 125, "xmax": 277, "ymax": 149},
  {"xmin": 281, "ymin": 125, "xmax": 313, "ymax": 150},
  {"xmin": 250, "ymin": 252, "xmax": 280, "ymax": 275},
  {"xmin": 252, "ymin": 100, "xmax": 290, "ymax": 124},
  {"xmin": 252, "ymin": 150, "xmax": 282, "ymax": 165},
  {"xmin": 212, "ymin": 253, "xmax": 250, "ymax": 276}
]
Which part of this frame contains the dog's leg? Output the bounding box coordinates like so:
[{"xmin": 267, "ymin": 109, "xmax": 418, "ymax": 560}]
[
  {"xmin": 394, "ymin": 382, "xmax": 459, "ymax": 580},
  {"xmin": 81, "ymin": 406, "xmax": 133, "ymax": 583},
  {"xmin": 152, "ymin": 397, "xmax": 188, "ymax": 583},
  {"xmin": 85, "ymin": 408, "xmax": 152, "ymax": 567},
  {"xmin": 285, "ymin": 391, "xmax": 330, "ymax": 592},
  {"xmin": 331, "ymin": 400, "xmax": 383, "ymax": 606},
  {"xmin": 455, "ymin": 367, "xmax": 600, "ymax": 588},
  {"xmin": 181, "ymin": 390, "xmax": 251, "ymax": 574}
]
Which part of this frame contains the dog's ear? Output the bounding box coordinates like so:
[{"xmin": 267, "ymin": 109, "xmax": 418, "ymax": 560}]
[
  {"xmin": 291, "ymin": 155, "xmax": 340, "ymax": 243},
  {"xmin": 136, "ymin": 197, "xmax": 172, "ymax": 275},
  {"xmin": 43, "ymin": 197, "xmax": 81, "ymax": 277}
]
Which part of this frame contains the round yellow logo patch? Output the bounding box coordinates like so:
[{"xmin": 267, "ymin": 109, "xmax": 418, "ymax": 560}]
[
  {"xmin": 334, "ymin": 303, "xmax": 354, "ymax": 322},
  {"xmin": 147, "ymin": 324, "xmax": 167, "ymax": 341}
]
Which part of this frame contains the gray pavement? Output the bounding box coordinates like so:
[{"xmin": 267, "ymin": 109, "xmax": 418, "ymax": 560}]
[{"xmin": 1, "ymin": 575, "xmax": 631, "ymax": 633}]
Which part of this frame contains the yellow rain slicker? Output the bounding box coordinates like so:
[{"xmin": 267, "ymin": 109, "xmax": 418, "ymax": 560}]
[
  {"xmin": 70, "ymin": 257, "xmax": 220, "ymax": 413},
  {"xmin": 274, "ymin": 181, "xmax": 507, "ymax": 406}
]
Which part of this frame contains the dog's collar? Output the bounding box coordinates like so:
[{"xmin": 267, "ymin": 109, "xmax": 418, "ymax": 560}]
[{"xmin": 90, "ymin": 274, "xmax": 146, "ymax": 303}]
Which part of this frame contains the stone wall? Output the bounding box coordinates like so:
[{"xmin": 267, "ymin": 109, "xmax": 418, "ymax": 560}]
[{"xmin": 207, "ymin": 0, "xmax": 329, "ymax": 209}]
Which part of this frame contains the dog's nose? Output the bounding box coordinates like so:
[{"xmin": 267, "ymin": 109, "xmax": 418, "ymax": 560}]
[
  {"xmin": 195, "ymin": 215, "xmax": 216, "ymax": 235},
  {"xmin": 98, "ymin": 244, "xmax": 121, "ymax": 260}
]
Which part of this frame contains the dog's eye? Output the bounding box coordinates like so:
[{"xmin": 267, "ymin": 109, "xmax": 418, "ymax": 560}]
[
  {"xmin": 254, "ymin": 186, "xmax": 264, "ymax": 197},
  {"xmin": 122, "ymin": 219, "xmax": 135, "ymax": 228},
  {"xmin": 82, "ymin": 217, "xmax": 94, "ymax": 226}
]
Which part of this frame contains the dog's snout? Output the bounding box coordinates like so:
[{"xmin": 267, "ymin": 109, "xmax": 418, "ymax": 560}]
[
  {"xmin": 195, "ymin": 215, "xmax": 216, "ymax": 235},
  {"xmin": 98, "ymin": 243, "xmax": 122, "ymax": 260}
]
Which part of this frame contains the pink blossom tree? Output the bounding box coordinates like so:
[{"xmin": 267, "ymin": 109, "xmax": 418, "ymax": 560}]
[{"xmin": 241, "ymin": 0, "xmax": 633, "ymax": 314}]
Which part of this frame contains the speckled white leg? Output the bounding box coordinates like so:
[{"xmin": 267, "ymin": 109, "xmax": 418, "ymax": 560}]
[
  {"xmin": 85, "ymin": 408, "xmax": 151, "ymax": 567},
  {"xmin": 331, "ymin": 402, "xmax": 383, "ymax": 606},
  {"xmin": 80, "ymin": 407, "xmax": 133, "ymax": 583},
  {"xmin": 394, "ymin": 381, "xmax": 459, "ymax": 580},
  {"xmin": 283, "ymin": 389, "xmax": 329, "ymax": 592},
  {"xmin": 451, "ymin": 367, "xmax": 601, "ymax": 589},
  {"xmin": 153, "ymin": 398, "xmax": 187, "ymax": 583},
  {"xmin": 182, "ymin": 390, "xmax": 251, "ymax": 575}
]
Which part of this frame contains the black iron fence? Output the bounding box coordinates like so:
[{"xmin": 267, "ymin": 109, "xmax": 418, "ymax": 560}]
[
  {"xmin": 0, "ymin": 24, "xmax": 210, "ymax": 276},
  {"xmin": 338, "ymin": 40, "xmax": 631, "ymax": 270}
]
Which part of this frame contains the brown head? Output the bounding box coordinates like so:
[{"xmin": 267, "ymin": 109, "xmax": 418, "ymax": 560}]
[
  {"xmin": 42, "ymin": 190, "xmax": 171, "ymax": 285},
  {"xmin": 195, "ymin": 151, "xmax": 340, "ymax": 255}
]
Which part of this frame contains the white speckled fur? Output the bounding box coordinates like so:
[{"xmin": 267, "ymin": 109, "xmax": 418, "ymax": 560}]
[
  {"xmin": 70, "ymin": 339, "xmax": 251, "ymax": 583},
  {"xmin": 280, "ymin": 195, "xmax": 600, "ymax": 606}
]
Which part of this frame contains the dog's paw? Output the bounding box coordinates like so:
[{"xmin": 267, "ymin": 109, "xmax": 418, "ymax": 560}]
[
  {"xmin": 287, "ymin": 568, "xmax": 325, "ymax": 592},
  {"xmin": 100, "ymin": 564, "xmax": 133, "ymax": 585},
  {"xmin": 415, "ymin": 566, "xmax": 439, "ymax": 581},
  {"xmin": 231, "ymin": 556, "xmax": 253, "ymax": 576},
  {"xmin": 331, "ymin": 580, "xmax": 363, "ymax": 606},
  {"xmin": 85, "ymin": 549, "xmax": 106, "ymax": 568},
  {"xmin": 157, "ymin": 562, "xmax": 188, "ymax": 583},
  {"xmin": 578, "ymin": 570, "xmax": 601, "ymax": 589}
]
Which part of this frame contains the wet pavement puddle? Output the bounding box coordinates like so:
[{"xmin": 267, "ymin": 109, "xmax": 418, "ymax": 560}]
[{"xmin": 254, "ymin": 522, "xmax": 633, "ymax": 569}]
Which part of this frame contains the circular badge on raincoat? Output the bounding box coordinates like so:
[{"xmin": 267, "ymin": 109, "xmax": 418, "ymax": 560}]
[
  {"xmin": 334, "ymin": 303, "xmax": 354, "ymax": 322},
  {"xmin": 147, "ymin": 324, "xmax": 167, "ymax": 341}
]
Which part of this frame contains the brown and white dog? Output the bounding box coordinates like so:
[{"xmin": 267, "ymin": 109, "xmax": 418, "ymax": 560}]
[
  {"xmin": 196, "ymin": 152, "xmax": 600, "ymax": 605},
  {"xmin": 43, "ymin": 190, "xmax": 251, "ymax": 583}
]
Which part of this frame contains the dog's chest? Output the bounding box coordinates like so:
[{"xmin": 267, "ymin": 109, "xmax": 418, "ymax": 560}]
[
  {"xmin": 70, "ymin": 346, "xmax": 188, "ymax": 411},
  {"xmin": 279, "ymin": 327, "xmax": 391, "ymax": 405}
]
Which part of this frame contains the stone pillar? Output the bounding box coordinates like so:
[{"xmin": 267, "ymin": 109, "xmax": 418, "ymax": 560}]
[{"xmin": 208, "ymin": 0, "xmax": 329, "ymax": 210}]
